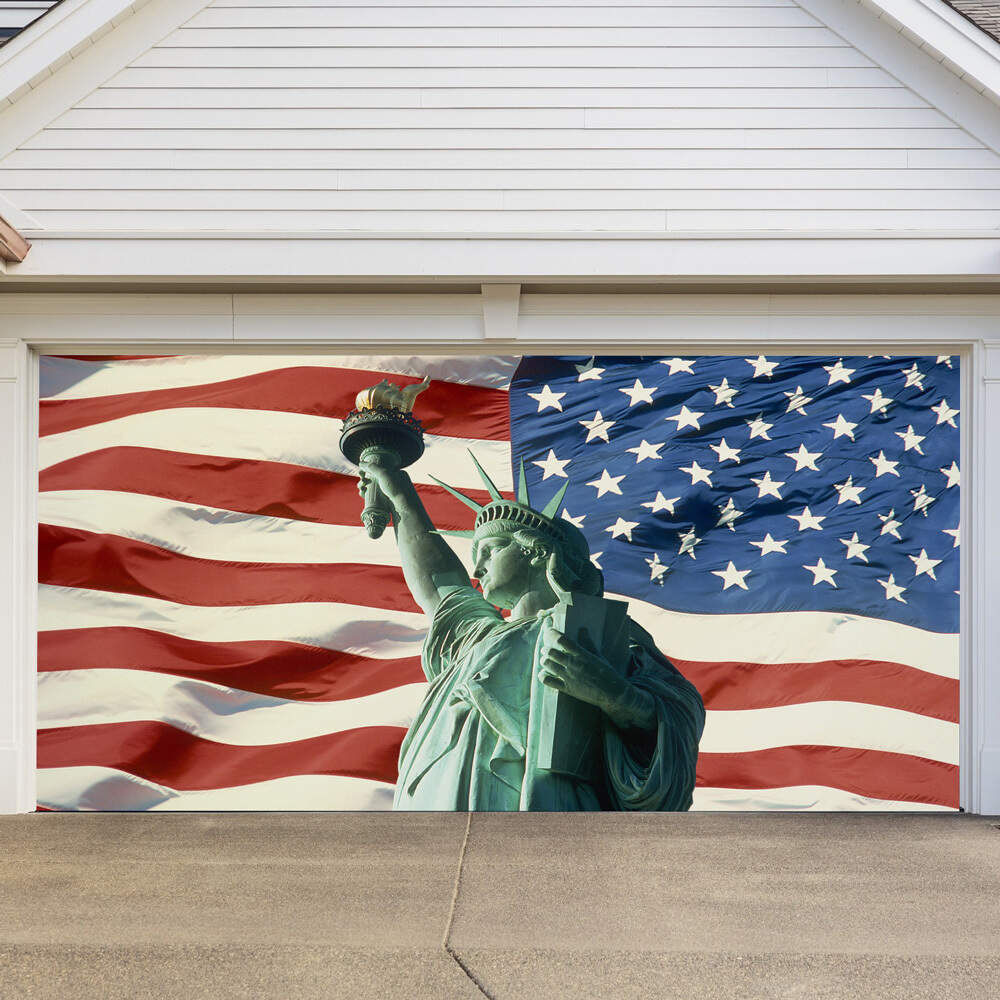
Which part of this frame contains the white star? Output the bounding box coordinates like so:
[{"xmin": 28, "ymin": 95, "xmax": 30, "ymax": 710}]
[
  {"xmin": 715, "ymin": 497, "xmax": 744, "ymax": 531},
  {"xmin": 746, "ymin": 415, "xmax": 774, "ymax": 441},
  {"xmin": 940, "ymin": 461, "xmax": 960, "ymax": 489},
  {"xmin": 579, "ymin": 410, "xmax": 616, "ymax": 443},
  {"xmin": 785, "ymin": 443, "xmax": 821, "ymax": 472},
  {"xmin": 803, "ymin": 557, "xmax": 838, "ymax": 588},
  {"xmin": 590, "ymin": 551, "xmax": 603, "ymax": 569},
  {"xmin": 869, "ymin": 450, "xmax": 900, "ymax": 478},
  {"xmin": 619, "ymin": 378, "xmax": 657, "ymax": 407},
  {"xmin": 840, "ymin": 532, "xmax": 871, "ymax": 563},
  {"xmin": 709, "ymin": 438, "xmax": 742, "ymax": 464},
  {"xmin": 660, "ymin": 358, "xmax": 696, "ymax": 375},
  {"xmin": 745, "ymin": 355, "xmax": 779, "ymax": 378},
  {"xmin": 832, "ymin": 474, "xmax": 866, "ymax": 506},
  {"xmin": 895, "ymin": 424, "xmax": 925, "ymax": 454},
  {"xmin": 878, "ymin": 574, "xmax": 908, "ymax": 604},
  {"xmin": 824, "ymin": 358, "xmax": 856, "ymax": 385},
  {"xmin": 712, "ymin": 561, "xmax": 752, "ymax": 591},
  {"xmin": 679, "ymin": 460, "xmax": 713, "ymax": 486},
  {"xmin": 642, "ymin": 491, "xmax": 680, "ymax": 515},
  {"xmin": 943, "ymin": 524, "xmax": 960, "ymax": 548},
  {"xmin": 575, "ymin": 357, "xmax": 605, "ymax": 381},
  {"xmin": 645, "ymin": 552, "xmax": 669, "ymax": 584},
  {"xmin": 901, "ymin": 362, "xmax": 926, "ymax": 390},
  {"xmin": 910, "ymin": 483, "xmax": 935, "ymax": 517},
  {"xmin": 665, "ymin": 405, "xmax": 704, "ymax": 432},
  {"xmin": 586, "ymin": 467, "xmax": 626, "ymax": 498},
  {"xmin": 709, "ymin": 377, "xmax": 739, "ymax": 408},
  {"xmin": 626, "ymin": 439, "xmax": 665, "ymax": 463},
  {"xmin": 788, "ymin": 506, "xmax": 826, "ymax": 532},
  {"xmin": 783, "ymin": 386, "xmax": 812, "ymax": 415},
  {"xmin": 930, "ymin": 398, "xmax": 959, "ymax": 428},
  {"xmin": 862, "ymin": 387, "xmax": 893, "ymax": 415},
  {"xmin": 823, "ymin": 413, "xmax": 858, "ymax": 441},
  {"xmin": 751, "ymin": 470, "xmax": 785, "ymax": 499},
  {"xmin": 909, "ymin": 548, "xmax": 943, "ymax": 580},
  {"xmin": 532, "ymin": 449, "xmax": 570, "ymax": 480},
  {"xmin": 677, "ymin": 527, "xmax": 701, "ymax": 559},
  {"xmin": 605, "ymin": 516, "xmax": 640, "ymax": 542},
  {"xmin": 936, "ymin": 356, "xmax": 954, "ymax": 368},
  {"xmin": 561, "ymin": 509, "xmax": 586, "ymax": 529},
  {"xmin": 878, "ymin": 509, "xmax": 903, "ymax": 540},
  {"xmin": 527, "ymin": 384, "xmax": 566, "ymax": 412},
  {"xmin": 750, "ymin": 533, "xmax": 788, "ymax": 556}
]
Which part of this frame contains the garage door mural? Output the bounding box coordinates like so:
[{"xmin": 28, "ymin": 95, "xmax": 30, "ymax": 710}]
[{"xmin": 36, "ymin": 353, "xmax": 959, "ymax": 811}]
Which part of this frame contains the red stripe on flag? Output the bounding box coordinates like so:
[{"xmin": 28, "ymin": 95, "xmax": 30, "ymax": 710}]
[
  {"xmin": 696, "ymin": 746, "xmax": 959, "ymax": 809},
  {"xmin": 40, "ymin": 366, "xmax": 510, "ymax": 441},
  {"xmin": 675, "ymin": 657, "xmax": 959, "ymax": 724},
  {"xmin": 39, "ymin": 629, "xmax": 424, "ymax": 702},
  {"xmin": 40, "ymin": 448, "xmax": 499, "ymax": 529},
  {"xmin": 38, "ymin": 721, "xmax": 405, "ymax": 788},
  {"xmin": 39, "ymin": 523, "xmax": 424, "ymax": 612}
]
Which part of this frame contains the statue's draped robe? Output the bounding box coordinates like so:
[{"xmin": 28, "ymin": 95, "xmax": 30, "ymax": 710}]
[{"xmin": 393, "ymin": 587, "xmax": 705, "ymax": 811}]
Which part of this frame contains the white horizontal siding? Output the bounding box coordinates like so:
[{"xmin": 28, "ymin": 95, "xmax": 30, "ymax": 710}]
[{"xmin": 4, "ymin": 0, "xmax": 1000, "ymax": 234}]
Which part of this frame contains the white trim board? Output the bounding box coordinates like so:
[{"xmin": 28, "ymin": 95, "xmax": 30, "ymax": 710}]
[
  {"xmin": 0, "ymin": 292, "xmax": 996, "ymax": 815},
  {"xmin": 4, "ymin": 234, "xmax": 1000, "ymax": 283}
]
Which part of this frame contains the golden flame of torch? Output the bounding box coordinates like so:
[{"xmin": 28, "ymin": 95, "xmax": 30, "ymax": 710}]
[{"xmin": 354, "ymin": 375, "xmax": 431, "ymax": 414}]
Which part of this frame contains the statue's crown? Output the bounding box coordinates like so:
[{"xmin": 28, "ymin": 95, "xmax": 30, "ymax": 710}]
[{"xmin": 433, "ymin": 453, "xmax": 589, "ymax": 575}]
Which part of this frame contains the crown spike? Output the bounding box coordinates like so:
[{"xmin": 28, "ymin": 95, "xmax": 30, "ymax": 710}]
[
  {"xmin": 467, "ymin": 449, "xmax": 503, "ymax": 502},
  {"xmin": 517, "ymin": 459, "xmax": 530, "ymax": 505},
  {"xmin": 430, "ymin": 528, "xmax": 476, "ymax": 539},
  {"xmin": 428, "ymin": 475, "xmax": 484, "ymax": 513},
  {"xmin": 541, "ymin": 480, "xmax": 570, "ymax": 520}
]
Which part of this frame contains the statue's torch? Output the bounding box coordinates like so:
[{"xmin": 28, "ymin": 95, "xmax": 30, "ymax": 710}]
[{"xmin": 339, "ymin": 375, "xmax": 430, "ymax": 539}]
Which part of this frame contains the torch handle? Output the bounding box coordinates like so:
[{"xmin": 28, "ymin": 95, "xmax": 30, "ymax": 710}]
[{"xmin": 359, "ymin": 444, "xmax": 400, "ymax": 540}]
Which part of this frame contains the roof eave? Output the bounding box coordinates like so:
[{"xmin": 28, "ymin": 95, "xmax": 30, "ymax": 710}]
[
  {"xmin": 0, "ymin": 0, "xmax": 141, "ymax": 107},
  {"xmin": 0, "ymin": 214, "xmax": 31, "ymax": 262},
  {"xmin": 860, "ymin": 0, "xmax": 1000, "ymax": 102}
]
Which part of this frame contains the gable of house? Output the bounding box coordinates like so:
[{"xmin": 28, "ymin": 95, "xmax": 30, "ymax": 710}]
[{"xmin": 3, "ymin": 0, "xmax": 1000, "ymax": 237}]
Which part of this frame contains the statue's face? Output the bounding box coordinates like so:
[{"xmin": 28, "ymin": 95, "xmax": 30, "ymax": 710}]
[{"xmin": 472, "ymin": 532, "xmax": 536, "ymax": 610}]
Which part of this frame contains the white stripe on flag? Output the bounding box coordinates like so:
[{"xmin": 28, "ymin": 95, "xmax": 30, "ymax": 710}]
[
  {"xmin": 613, "ymin": 592, "xmax": 958, "ymax": 680},
  {"xmin": 37, "ymin": 766, "xmax": 396, "ymax": 811},
  {"xmin": 38, "ymin": 669, "xmax": 426, "ymax": 745},
  {"xmin": 690, "ymin": 786, "xmax": 954, "ymax": 812},
  {"xmin": 39, "ymin": 407, "xmax": 514, "ymax": 490},
  {"xmin": 41, "ymin": 354, "xmax": 516, "ymax": 400},
  {"xmin": 39, "ymin": 585, "xmax": 429, "ymax": 659},
  {"xmin": 40, "ymin": 490, "xmax": 475, "ymax": 567},
  {"xmin": 699, "ymin": 701, "xmax": 957, "ymax": 766}
]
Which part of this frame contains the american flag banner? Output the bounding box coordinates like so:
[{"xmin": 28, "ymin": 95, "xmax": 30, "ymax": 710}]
[{"xmin": 36, "ymin": 352, "xmax": 959, "ymax": 811}]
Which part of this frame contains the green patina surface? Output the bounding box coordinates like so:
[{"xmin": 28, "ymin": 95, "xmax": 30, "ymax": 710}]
[{"xmin": 346, "ymin": 400, "xmax": 703, "ymax": 812}]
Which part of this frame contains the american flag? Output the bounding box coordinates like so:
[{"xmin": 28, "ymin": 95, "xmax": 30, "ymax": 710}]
[{"xmin": 37, "ymin": 352, "xmax": 958, "ymax": 811}]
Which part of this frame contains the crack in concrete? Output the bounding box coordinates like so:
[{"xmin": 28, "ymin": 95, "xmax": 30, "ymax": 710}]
[{"xmin": 442, "ymin": 813, "xmax": 495, "ymax": 999}]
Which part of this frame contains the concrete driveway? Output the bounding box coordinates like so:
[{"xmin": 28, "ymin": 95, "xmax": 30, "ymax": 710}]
[{"xmin": 1, "ymin": 812, "xmax": 997, "ymax": 999}]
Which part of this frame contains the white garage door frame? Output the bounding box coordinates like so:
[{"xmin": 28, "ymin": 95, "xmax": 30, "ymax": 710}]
[{"xmin": 0, "ymin": 288, "xmax": 996, "ymax": 814}]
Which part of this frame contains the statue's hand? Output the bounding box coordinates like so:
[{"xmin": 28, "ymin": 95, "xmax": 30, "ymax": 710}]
[
  {"xmin": 538, "ymin": 622, "xmax": 656, "ymax": 730},
  {"xmin": 357, "ymin": 458, "xmax": 413, "ymax": 509}
]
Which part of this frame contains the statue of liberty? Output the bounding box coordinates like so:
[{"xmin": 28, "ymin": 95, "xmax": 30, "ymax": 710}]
[{"xmin": 357, "ymin": 449, "xmax": 705, "ymax": 812}]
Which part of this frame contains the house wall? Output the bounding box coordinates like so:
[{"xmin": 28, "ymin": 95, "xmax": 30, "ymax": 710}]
[{"xmin": 3, "ymin": 0, "xmax": 1000, "ymax": 233}]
